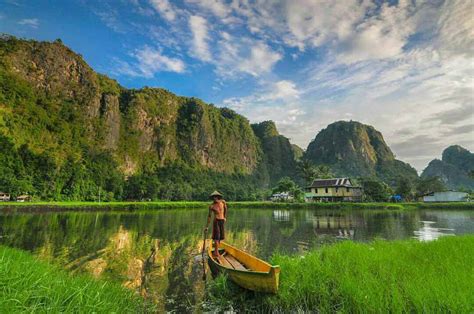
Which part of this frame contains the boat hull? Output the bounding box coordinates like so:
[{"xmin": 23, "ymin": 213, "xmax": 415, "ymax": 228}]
[{"xmin": 207, "ymin": 242, "xmax": 280, "ymax": 293}]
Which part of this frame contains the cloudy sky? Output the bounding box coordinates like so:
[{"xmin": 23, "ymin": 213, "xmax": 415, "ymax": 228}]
[{"xmin": 1, "ymin": 0, "xmax": 473, "ymax": 171}]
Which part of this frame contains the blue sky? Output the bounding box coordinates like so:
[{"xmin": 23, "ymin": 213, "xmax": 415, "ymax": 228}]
[{"xmin": 1, "ymin": 0, "xmax": 473, "ymax": 171}]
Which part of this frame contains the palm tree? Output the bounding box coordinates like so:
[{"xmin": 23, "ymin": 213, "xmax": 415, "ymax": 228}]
[
  {"xmin": 314, "ymin": 165, "xmax": 333, "ymax": 179},
  {"xmin": 297, "ymin": 159, "xmax": 317, "ymax": 185}
]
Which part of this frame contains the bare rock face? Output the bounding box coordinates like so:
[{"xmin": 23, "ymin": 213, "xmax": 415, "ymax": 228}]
[{"xmin": 100, "ymin": 94, "xmax": 121, "ymax": 150}]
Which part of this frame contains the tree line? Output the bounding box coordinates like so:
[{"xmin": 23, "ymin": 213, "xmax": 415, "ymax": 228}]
[{"xmin": 271, "ymin": 158, "xmax": 450, "ymax": 202}]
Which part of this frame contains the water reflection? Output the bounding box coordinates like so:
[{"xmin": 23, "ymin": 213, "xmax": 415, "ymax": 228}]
[
  {"xmin": 414, "ymin": 221, "xmax": 455, "ymax": 241},
  {"xmin": 0, "ymin": 208, "xmax": 472, "ymax": 311}
]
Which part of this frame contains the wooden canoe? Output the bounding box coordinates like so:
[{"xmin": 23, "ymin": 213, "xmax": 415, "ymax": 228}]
[{"xmin": 207, "ymin": 242, "xmax": 280, "ymax": 293}]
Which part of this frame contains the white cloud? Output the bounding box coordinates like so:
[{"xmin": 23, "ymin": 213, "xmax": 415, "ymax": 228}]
[
  {"xmin": 95, "ymin": 11, "xmax": 124, "ymax": 33},
  {"xmin": 222, "ymin": 79, "xmax": 302, "ymax": 134},
  {"xmin": 207, "ymin": 32, "xmax": 282, "ymax": 77},
  {"xmin": 150, "ymin": 0, "xmax": 177, "ymax": 21},
  {"xmin": 436, "ymin": 0, "xmax": 474, "ymax": 58},
  {"xmin": 17, "ymin": 18, "xmax": 39, "ymax": 28},
  {"xmin": 97, "ymin": 0, "xmax": 472, "ymax": 171},
  {"xmin": 189, "ymin": 15, "xmax": 212, "ymax": 61},
  {"xmin": 261, "ymin": 80, "xmax": 300, "ymax": 101},
  {"xmin": 186, "ymin": 0, "xmax": 230, "ymax": 19},
  {"xmin": 115, "ymin": 46, "xmax": 185, "ymax": 77},
  {"xmin": 237, "ymin": 42, "xmax": 282, "ymax": 76},
  {"xmin": 285, "ymin": 0, "xmax": 371, "ymax": 49}
]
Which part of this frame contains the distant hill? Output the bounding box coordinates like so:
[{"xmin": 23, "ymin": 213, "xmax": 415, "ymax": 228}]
[
  {"xmin": 304, "ymin": 121, "xmax": 418, "ymax": 185},
  {"xmin": 251, "ymin": 121, "xmax": 300, "ymax": 183},
  {"xmin": 422, "ymin": 145, "xmax": 474, "ymax": 190}
]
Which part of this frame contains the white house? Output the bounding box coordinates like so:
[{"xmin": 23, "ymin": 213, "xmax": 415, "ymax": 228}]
[
  {"xmin": 423, "ymin": 191, "xmax": 469, "ymax": 202},
  {"xmin": 0, "ymin": 192, "xmax": 10, "ymax": 202},
  {"xmin": 270, "ymin": 192, "xmax": 294, "ymax": 202}
]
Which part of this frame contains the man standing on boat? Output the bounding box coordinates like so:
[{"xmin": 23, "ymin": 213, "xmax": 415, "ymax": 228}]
[{"xmin": 205, "ymin": 191, "xmax": 227, "ymax": 257}]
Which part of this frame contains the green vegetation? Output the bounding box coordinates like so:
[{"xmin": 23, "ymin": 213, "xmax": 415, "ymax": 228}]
[
  {"xmin": 0, "ymin": 36, "xmax": 268, "ymax": 201},
  {"xmin": 296, "ymin": 159, "xmax": 333, "ymax": 185},
  {"xmin": 359, "ymin": 178, "xmax": 392, "ymax": 202},
  {"xmin": 209, "ymin": 236, "xmax": 474, "ymax": 312},
  {"xmin": 0, "ymin": 246, "xmax": 151, "ymax": 312},
  {"xmin": 305, "ymin": 121, "xmax": 418, "ymax": 186},
  {"xmin": 251, "ymin": 121, "xmax": 300, "ymax": 184},
  {"xmin": 415, "ymin": 176, "xmax": 447, "ymax": 196},
  {"xmin": 1, "ymin": 201, "xmax": 473, "ymax": 212},
  {"xmin": 271, "ymin": 177, "xmax": 303, "ymax": 200}
]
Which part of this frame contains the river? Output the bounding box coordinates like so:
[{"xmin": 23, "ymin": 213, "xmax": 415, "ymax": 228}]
[{"xmin": 0, "ymin": 207, "xmax": 473, "ymax": 312}]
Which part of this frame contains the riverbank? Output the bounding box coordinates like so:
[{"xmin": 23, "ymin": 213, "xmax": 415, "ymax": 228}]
[
  {"xmin": 0, "ymin": 246, "xmax": 152, "ymax": 312},
  {"xmin": 0, "ymin": 201, "xmax": 473, "ymax": 213},
  {"xmin": 209, "ymin": 235, "xmax": 474, "ymax": 312}
]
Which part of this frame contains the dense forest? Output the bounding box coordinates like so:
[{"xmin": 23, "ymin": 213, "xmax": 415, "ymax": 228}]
[{"xmin": 0, "ymin": 36, "xmax": 472, "ymax": 201}]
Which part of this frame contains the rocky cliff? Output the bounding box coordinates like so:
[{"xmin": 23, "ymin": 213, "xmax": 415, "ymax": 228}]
[
  {"xmin": 0, "ymin": 36, "xmax": 264, "ymax": 200},
  {"xmin": 305, "ymin": 121, "xmax": 418, "ymax": 185},
  {"xmin": 251, "ymin": 121, "xmax": 301, "ymax": 183},
  {"xmin": 422, "ymin": 145, "xmax": 474, "ymax": 189},
  {"xmin": 0, "ymin": 37, "xmax": 260, "ymax": 175}
]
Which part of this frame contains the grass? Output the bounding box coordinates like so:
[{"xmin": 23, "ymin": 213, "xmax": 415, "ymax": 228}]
[
  {"xmin": 208, "ymin": 236, "xmax": 474, "ymax": 313},
  {"xmin": 0, "ymin": 201, "xmax": 473, "ymax": 213},
  {"xmin": 0, "ymin": 246, "xmax": 152, "ymax": 313}
]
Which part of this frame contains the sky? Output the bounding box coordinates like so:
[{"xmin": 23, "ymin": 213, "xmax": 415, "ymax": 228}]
[{"xmin": 0, "ymin": 0, "xmax": 473, "ymax": 172}]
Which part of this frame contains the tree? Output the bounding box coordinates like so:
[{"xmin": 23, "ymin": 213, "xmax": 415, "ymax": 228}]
[
  {"xmin": 395, "ymin": 176, "xmax": 414, "ymax": 201},
  {"xmin": 272, "ymin": 177, "xmax": 303, "ymax": 201},
  {"xmin": 314, "ymin": 165, "xmax": 333, "ymax": 179},
  {"xmin": 297, "ymin": 160, "xmax": 333, "ymax": 185},
  {"xmin": 360, "ymin": 178, "xmax": 393, "ymax": 202},
  {"xmin": 415, "ymin": 177, "xmax": 446, "ymax": 197},
  {"xmin": 297, "ymin": 159, "xmax": 316, "ymax": 185}
]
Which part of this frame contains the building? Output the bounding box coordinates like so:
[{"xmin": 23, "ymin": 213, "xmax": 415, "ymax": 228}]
[
  {"xmin": 423, "ymin": 191, "xmax": 468, "ymax": 202},
  {"xmin": 0, "ymin": 192, "xmax": 11, "ymax": 202},
  {"xmin": 16, "ymin": 195, "xmax": 32, "ymax": 202},
  {"xmin": 304, "ymin": 178, "xmax": 362, "ymax": 202},
  {"xmin": 270, "ymin": 192, "xmax": 294, "ymax": 202}
]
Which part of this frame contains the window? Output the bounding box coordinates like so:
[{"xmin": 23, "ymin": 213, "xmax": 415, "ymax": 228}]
[
  {"xmin": 347, "ymin": 187, "xmax": 350, "ymax": 192},
  {"xmin": 315, "ymin": 188, "xmax": 318, "ymax": 194},
  {"xmin": 335, "ymin": 187, "xmax": 339, "ymax": 193},
  {"xmin": 325, "ymin": 187, "xmax": 328, "ymax": 193}
]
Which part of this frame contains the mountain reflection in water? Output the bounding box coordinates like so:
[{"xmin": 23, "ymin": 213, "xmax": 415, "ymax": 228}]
[{"xmin": 0, "ymin": 208, "xmax": 473, "ymax": 311}]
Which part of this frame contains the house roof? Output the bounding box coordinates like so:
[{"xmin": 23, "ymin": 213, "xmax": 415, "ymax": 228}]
[{"xmin": 308, "ymin": 178, "xmax": 357, "ymax": 188}]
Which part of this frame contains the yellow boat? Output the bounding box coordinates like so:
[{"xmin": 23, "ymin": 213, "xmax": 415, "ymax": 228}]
[{"xmin": 207, "ymin": 242, "xmax": 280, "ymax": 293}]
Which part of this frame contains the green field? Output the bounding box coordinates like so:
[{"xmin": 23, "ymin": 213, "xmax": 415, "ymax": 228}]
[
  {"xmin": 0, "ymin": 246, "xmax": 152, "ymax": 313},
  {"xmin": 209, "ymin": 236, "xmax": 474, "ymax": 312},
  {"xmin": 0, "ymin": 201, "xmax": 473, "ymax": 212}
]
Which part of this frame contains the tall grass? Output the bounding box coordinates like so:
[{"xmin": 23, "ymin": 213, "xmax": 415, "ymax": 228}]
[
  {"xmin": 209, "ymin": 236, "xmax": 474, "ymax": 312},
  {"xmin": 0, "ymin": 246, "xmax": 152, "ymax": 313}
]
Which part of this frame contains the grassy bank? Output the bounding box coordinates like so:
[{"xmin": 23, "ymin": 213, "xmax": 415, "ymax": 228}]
[
  {"xmin": 0, "ymin": 246, "xmax": 151, "ymax": 313},
  {"xmin": 209, "ymin": 236, "xmax": 474, "ymax": 312},
  {"xmin": 0, "ymin": 201, "xmax": 473, "ymax": 213}
]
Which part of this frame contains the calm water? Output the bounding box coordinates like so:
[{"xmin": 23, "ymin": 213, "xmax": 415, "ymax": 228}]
[{"xmin": 0, "ymin": 208, "xmax": 473, "ymax": 312}]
